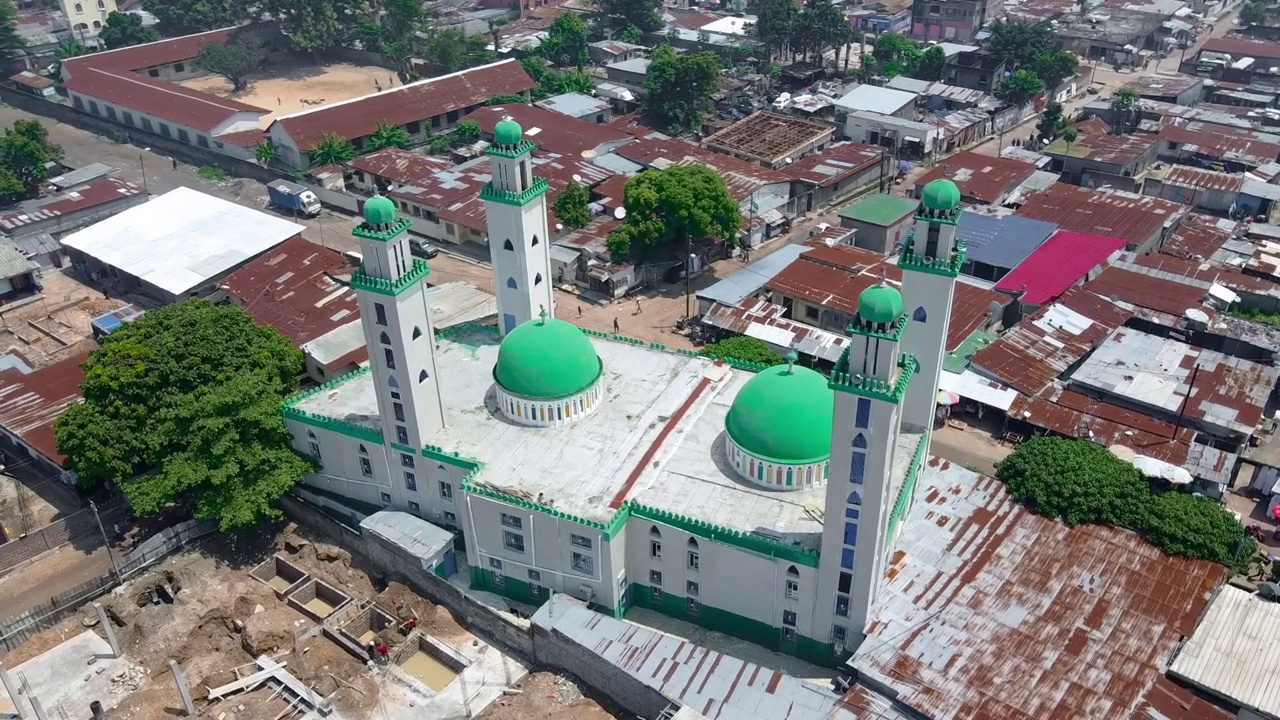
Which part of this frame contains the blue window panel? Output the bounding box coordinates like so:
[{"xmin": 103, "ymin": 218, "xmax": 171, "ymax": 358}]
[
  {"xmin": 843, "ymin": 522, "xmax": 858, "ymax": 546},
  {"xmin": 855, "ymin": 398, "xmax": 872, "ymax": 428},
  {"xmin": 913, "ymin": 306, "xmax": 927, "ymax": 323},
  {"xmin": 845, "ymin": 507, "xmax": 860, "ymax": 520},
  {"xmin": 503, "ymin": 314, "xmax": 517, "ymax": 333},
  {"xmin": 840, "ymin": 549, "xmax": 854, "ymax": 569},
  {"xmin": 848, "ymin": 490, "xmax": 862, "ymax": 506},
  {"xmin": 506, "ymin": 277, "xmax": 518, "ymax": 289},
  {"xmin": 835, "ymin": 596, "xmax": 850, "ymax": 618},
  {"xmin": 850, "ymin": 452, "xmax": 866, "ymax": 485},
  {"xmin": 853, "ymin": 433, "xmax": 868, "ymax": 449}
]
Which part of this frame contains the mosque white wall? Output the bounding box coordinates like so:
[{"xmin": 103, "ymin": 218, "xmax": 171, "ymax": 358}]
[
  {"xmin": 496, "ymin": 382, "xmax": 603, "ymax": 427},
  {"xmin": 287, "ymin": 420, "xmax": 392, "ymax": 508}
]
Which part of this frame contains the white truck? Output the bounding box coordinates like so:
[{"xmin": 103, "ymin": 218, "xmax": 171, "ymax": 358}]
[{"xmin": 267, "ymin": 179, "xmax": 322, "ymax": 217}]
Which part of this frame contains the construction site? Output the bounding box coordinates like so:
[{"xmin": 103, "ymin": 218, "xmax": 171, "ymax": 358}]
[{"xmin": 0, "ymin": 520, "xmax": 624, "ymax": 720}]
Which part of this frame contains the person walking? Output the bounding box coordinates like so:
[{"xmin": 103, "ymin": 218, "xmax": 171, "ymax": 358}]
[
  {"xmin": 171, "ymin": 157, "xmax": 178, "ymax": 171},
  {"xmin": 635, "ymin": 298, "xmax": 642, "ymax": 315},
  {"xmin": 613, "ymin": 317, "xmax": 620, "ymax": 333},
  {"xmin": 577, "ymin": 305, "xmax": 582, "ymax": 317}
]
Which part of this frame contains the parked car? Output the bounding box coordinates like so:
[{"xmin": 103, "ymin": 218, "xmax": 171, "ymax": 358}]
[{"xmin": 410, "ymin": 239, "xmax": 439, "ymax": 259}]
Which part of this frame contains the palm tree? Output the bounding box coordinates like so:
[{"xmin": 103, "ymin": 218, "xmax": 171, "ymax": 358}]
[
  {"xmin": 253, "ymin": 140, "xmax": 278, "ymax": 166},
  {"xmin": 488, "ymin": 17, "xmax": 507, "ymax": 54},
  {"xmin": 1109, "ymin": 88, "xmax": 1140, "ymax": 133},
  {"xmin": 307, "ymin": 132, "xmax": 357, "ymax": 167},
  {"xmin": 1062, "ymin": 127, "xmax": 1079, "ymax": 156},
  {"xmin": 369, "ymin": 120, "xmax": 411, "ymax": 150}
]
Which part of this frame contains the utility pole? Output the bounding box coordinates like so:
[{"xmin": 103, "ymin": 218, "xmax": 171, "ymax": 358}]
[
  {"xmin": 138, "ymin": 153, "xmax": 147, "ymax": 193},
  {"xmin": 89, "ymin": 500, "xmax": 121, "ymax": 583},
  {"xmin": 1171, "ymin": 361, "xmax": 1201, "ymax": 440}
]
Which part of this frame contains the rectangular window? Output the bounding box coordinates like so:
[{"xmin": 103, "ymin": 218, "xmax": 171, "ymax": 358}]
[
  {"xmin": 783, "ymin": 610, "xmax": 797, "ymax": 627},
  {"xmin": 197, "ymin": 135, "xmax": 209, "ymax": 148},
  {"xmin": 122, "ymin": 111, "xmax": 134, "ymax": 124},
  {"xmin": 390, "ymin": 390, "xmax": 401, "ymax": 400},
  {"xmin": 503, "ymin": 531, "xmax": 525, "ymax": 553},
  {"xmin": 439, "ymin": 482, "xmax": 453, "ymax": 500},
  {"xmin": 73, "ymin": 96, "xmax": 84, "ymax": 110},
  {"xmin": 838, "ymin": 572, "xmax": 852, "ymax": 594},
  {"xmin": 160, "ymin": 124, "xmax": 171, "ymax": 138},
  {"xmin": 832, "ymin": 625, "xmax": 847, "ymax": 643},
  {"xmin": 571, "ymin": 552, "xmax": 594, "ymax": 575},
  {"xmin": 489, "ymin": 558, "xmax": 503, "ymax": 571},
  {"xmin": 443, "ymin": 510, "xmax": 457, "ymax": 523},
  {"xmin": 394, "ymin": 403, "xmax": 406, "ymax": 422},
  {"xmin": 177, "ymin": 128, "xmax": 189, "ymax": 143},
  {"xmin": 359, "ymin": 457, "xmax": 373, "ymax": 477},
  {"xmin": 493, "ymin": 572, "xmax": 506, "ymax": 588},
  {"xmin": 308, "ymin": 441, "xmax": 321, "ymax": 460},
  {"xmin": 649, "ymin": 570, "xmax": 662, "ymax": 585},
  {"xmin": 400, "ymin": 452, "xmax": 414, "ymax": 468},
  {"xmin": 687, "ymin": 551, "xmax": 699, "ymax": 570},
  {"xmin": 805, "ymin": 305, "xmax": 819, "ymax": 320},
  {"xmin": 105, "ymin": 106, "xmax": 117, "ymax": 121},
  {"xmin": 835, "ymin": 595, "xmax": 850, "ymax": 617},
  {"xmin": 786, "ymin": 580, "xmax": 799, "ymax": 599},
  {"xmin": 384, "ymin": 348, "xmax": 396, "ymax": 369},
  {"xmin": 407, "ymin": 120, "xmax": 422, "ymax": 134},
  {"xmin": 89, "ymin": 100, "xmax": 99, "ymax": 114},
  {"xmin": 855, "ymin": 398, "xmax": 871, "ymax": 428},
  {"xmin": 396, "ymin": 425, "xmax": 409, "ymax": 445},
  {"xmin": 686, "ymin": 580, "xmax": 699, "ymax": 596},
  {"xmin": 528, "ymin": 569, "xmax": 542, "ymax": 583},
  {"xmin": 651, "ymin": 586, "xmax": 664, "ymax": 602},
  {"xmin": 844, "ymin": 522, "xmax": 858, "ymax": 546},
  {"xmin": 570, "ymin": 534, "xmax": 592, "ymax": 549},
  {"xmin": 841, "ymin": 548, "xmax": 855, "ymax": 569},
  {"xmin": 687, "ymin": 598, "xmax": 701, "ymax": 615},
  {"xmin": 408, "ymin": 500, "xmax": 420, "ymax": 513},
  {"xmin": 174, "ymin": 62, "xmax": 185, "ymax": 73},
  {"xmin": 850, "ymin": 452, "xmax": 866, "ymax": 485},
  {"xmin": 783, "ymin": 627, "xmax": 795, "ymax": 641},
  {"xmin": 531, "ymin": 584, "xmax": 545, "ymax": 599},
  {"xmin": 650, "ymin": 541, "xmax": 662, "ymax": 559},
  {"xmin": 375, "ymin": 303, "xmax": 388, "ymax": 326},
  {"xmin": 845, "ymin": 507, "xmax": 860, "ymax": 520},
  {"xmin": 501, "ymin": 513, "xmax": 523, "ymax": 530},
  {"xmin": 141, "ymin": 117, "xmax": 153, "ymax": 132},
  {"xmin": 404, "ymin": 472, "xmax": 417, "ymax": 491},
  {"xmin": 380, "ymin": 492, "xmax": 392, "ymax": 504}
]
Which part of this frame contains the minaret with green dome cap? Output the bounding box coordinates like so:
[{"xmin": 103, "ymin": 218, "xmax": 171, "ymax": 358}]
[
  {"xmin": 482, "ymin": 114, "xmax": 555, "ymax": 336},
  {"xmin": 814, "ymin": 277, "xmax": 919, "ymax": 644},
  {"xmin": 350, "ymin": 193, "xmax": 446, "ymax": 450},
  {"xmin": 899, "ymin": 176, "xmax": 965, "ymax": 432}
]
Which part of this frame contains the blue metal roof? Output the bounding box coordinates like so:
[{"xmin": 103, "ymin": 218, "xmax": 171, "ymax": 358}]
[
  {"xmin": 957, "ymin": 213, "xmax": 1057, "ymax": 270},
  {"xmin": 696, "ymin": 243, "xmax": 809, "ymax": 307}
]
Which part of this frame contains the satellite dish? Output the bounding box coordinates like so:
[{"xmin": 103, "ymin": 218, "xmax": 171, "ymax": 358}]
[
  {"xmin": 572, "ymin": 174, "xmax": 582, "ymax": 183},
  {"xmin": 581, "ymin": 149, "xmax": 597, "ymax": 159},
  {"xmin": 614, "ymin": 206, "xmax": 627, "ymax": 220}
]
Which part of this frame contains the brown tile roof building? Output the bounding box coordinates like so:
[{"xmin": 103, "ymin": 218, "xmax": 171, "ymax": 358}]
[
  {"xmin": 1015, "ymin": 184, "xmax": 1187, "ymax": 252},
  {"xmin": 913, "ymin": 151, "xmax": 1037, "ymax": 205},
  {"xmin": 465, "ymin": 103, "xmax": 634, "ymax": 157},
  {"xmin": 0, "ymin": 352, "xmax": 89, "ymax": 468}
]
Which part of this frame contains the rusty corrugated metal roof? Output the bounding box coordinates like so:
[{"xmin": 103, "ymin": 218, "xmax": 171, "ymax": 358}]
[
  {"xmin": 1161, "ymin": 214, "xmax": 1236, "ymax": 261},
  {"xmin": 1084, "ymin": 265, "xmax": 1216, "ymax": 319},
  {"xmin": 914, "ymin": 151, "xmax": 1037, "ymax": 205},
  {"xmin": 0, "ymin": 352, "xmax": 88, "ymax": 466}
]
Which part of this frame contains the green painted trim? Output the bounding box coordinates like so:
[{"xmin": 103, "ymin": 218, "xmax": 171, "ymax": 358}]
[
  {"xmin": 350, "ymin": 258, "xmax": 431, "ymax": 297},
  {"xmin": 899, "ymin": 238, "xmax": 967, "ymax": 277},
  {"xmin": 465, "ymin": 480, "xmax": 618, "ymax": 536},
  {"xmin": 422, "ymin": 444, "xmax": 482, "ymax": 472},
  {"xmin": 352, "ymin": 217, "xmax": 413, "ymax": 242},
  {"xmin": 281, "ymin": 367, "xmax": 384, "ymax": 443},
  {"xmin": 829, "ymin": 351, "xmax": 917, "ymax": 403},
  {"xmin": 470, "ymin": 566, "xmax": 550, "ymax": 606},
  {"xmin": 887, "ymin": 426, "xmax": 931, "ymax": 542},
  {"xmin": 846, "ymin": 313, "xmax": 907, "ymax": 342},
  {"xmin": 486, "ymin": 139, "xmax": 537, "ymax": 159},
  {"xmin": 391, "ymin": 443, "xmax": 416, "ymax": 455},
  {"xmin": 626, "ymin": 501, "xmax": 819, "ymax": 567},
  {"xmin": 480, "ymin": 177, "xmax": 549, "ymax": 206},
  {"xmin": 293, "ymin": 484, "xmax": 383, "ymax": 517},
  {"xmin": 912, "ymin": 210, "xmax": 959, "ymax": 226}
]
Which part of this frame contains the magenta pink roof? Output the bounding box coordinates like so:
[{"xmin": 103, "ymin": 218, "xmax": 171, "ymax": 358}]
[{"xmin": 995, "ymin": 230, "xmax": 1127, "ymax": 305}]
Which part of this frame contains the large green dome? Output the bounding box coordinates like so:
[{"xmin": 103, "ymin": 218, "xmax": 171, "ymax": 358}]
[
  {"xmin": 725, "ymin": 364, "xmax": 834, "ymax": 464},
  {"xmin": 921, "ymin": 178, "xmax": 961, "ymax": 211},
  {"xmin": 364, "ymin": 195, "xmax": 397, "ymax": 225},
  {"xmin": 494, "ymin": 116, "xmax": 523, "ymax": 146},
  {"xmin": 858, "ymin": 283, "xmax": 903, "ymax": 325},
  {"xmin": 494, "ymin": 317, "xmax": 602, "ymax": 399}
]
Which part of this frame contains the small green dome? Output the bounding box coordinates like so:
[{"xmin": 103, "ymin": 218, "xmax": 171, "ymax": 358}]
[
  {"xmin": 363, "ymin": 195, "xmax": 397, "ymax": 225},
  {"xmin": 494, "ymin": 116, "xmax": 523, "ymax": 146},
  {"xmin": 494, "ymin": 317, "xmax": 602, "ymax": 399},
  {"xmin": 726, "ymin": 364, "xmax": 834, "ymax": 464},
  {"xmin": 858, "ymin": 283, "xmax": 903, "ymax": 325},
  {"xmin": 921, "ymin": 179, "xmax": 961, "ymax": 211}
]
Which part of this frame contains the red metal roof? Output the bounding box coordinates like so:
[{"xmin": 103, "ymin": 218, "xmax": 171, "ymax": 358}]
[
  {"xmin": 0, "ymin": 352, "xmax": 89, "ymax": 466},
  {"xmin": 853, "ymin": 458, "xmax": 1231, "ymax": 720},
  {"xmin": 218, "ymin": 236, "xmax": 360, "ymax": 348},
  {"xmin": 465, "ymin": 103, "xmax": 633, "ymax": 157},
  {"xmin": 1054, "ymin": 132, "xmax": 1158, "ymax": 167},
  {"xmin": 779, "ymin": 142, "xmax": 882, "ymax": 188},
  {"xmin": 1163, "ymin": 165, "xmax": 1245, "ymax": 194},
  {"xmin": 272, "ymin": 60, "xmax": 537, "ymax": 150},
  {"xmin": 1015, "ymin": 184, "xmax": 1186, "ymax": 250},
  {"xmin": 1201, "ymin": 36, "xmax": 1280, "ymax": 62},
  {"xmin": 970, "ymin": 287, "xmax": 1131, "ymax": 395},
  {"xmin": 0, "ymin": 177, "xmax": 145, "ymax": 232},
  {"xmin": 995, "ymin": 229, "xmax": 1128, "ymax": 305},
  {"xmin": 1159, "ymin": 120, "xmax": 1280, "ymax": 167},
  {"xmin": 1008, "ymin": 390, "xmax": 1199, "ymax": 463},
  {"xmin": 1161, "ymin": 214, "xmax": 1235, "ymax": 260},
  {"xmin": 62, "ymin": 27, "xmax": 238, "ymax": 73},
  {"xmin": 1128, "ymin": 251, "xmax": 1276, "ymax": 295},
  {"xmin": 1074, "ymin": 116, "xmax": 1112, "ymax": 136},
  {"xmin": 613, "ymin": 137, "xmax": 792, "ymax": 201},
  {"xmin": 348, "ymin": 148, "xmax": 455, "ymax": 186},
  {"xmin": 914, "ymin": 151, "xmax": 1037, "ymax": 205},
  {"xmin": 1085, "ymin": 265, "xmax": 1216, "ymax": 319}
]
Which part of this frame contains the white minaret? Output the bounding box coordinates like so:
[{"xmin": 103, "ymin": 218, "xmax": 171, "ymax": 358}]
[
  {"xmin": 813, "ymin": 282, "xmax": 915, "ymax": 645},
  {"xmin": 350, "ymin": 196, "xmax": 446, "ymax": 449},
  {"xmin": 483, "ymin": 115, "xmax": 555, "ymax": 335},
  {"xmin": 899, "ymin": 179, "xmax": 964, "ymax": 433}
]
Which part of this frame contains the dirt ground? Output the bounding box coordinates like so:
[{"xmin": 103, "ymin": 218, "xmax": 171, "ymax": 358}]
[
  {"xmin": 0, "ymin": 471, "xmax": 79, "ymax": 539},
  {"xmin": 176, "ymin": 59, "xmax": 401, "ymax": 127},
  {"xmin": 479, "ymin": 672, "xmax": 622, "ymax": 720},
  {"xmin": 0, "ymin": 268, "xmax": 121, "ymax": 369}
]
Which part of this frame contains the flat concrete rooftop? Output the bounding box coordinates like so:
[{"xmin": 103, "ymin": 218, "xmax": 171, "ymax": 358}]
[{"xmin": 292, "ymin": 326, "xmax": 894, "ymax": 541}]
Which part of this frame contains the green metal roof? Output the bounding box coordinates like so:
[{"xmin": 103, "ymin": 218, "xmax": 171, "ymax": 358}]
[
  {"xmin": 838, "ymin": 194, "xmax": 919, "ymax": 226},
  {"xmin": 493, "ymin": 316, "xmax": 602, "ymax": 399},
  {"xmin": 725, "ymin": 364, "xmax": 834, "ymax": 464},
  {"xmin": 921, "ymin": 178, "xmax": 961, "ymax": 211},
  {"xmin": 943, "ymin": 328, "xmax": 998, "ymax": 374},
  {"xmin": 858, "ymin": 283, "xmax": 904, "ymax": 325}
]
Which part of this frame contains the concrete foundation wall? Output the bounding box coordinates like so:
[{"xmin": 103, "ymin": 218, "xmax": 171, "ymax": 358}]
[
  {"xmin": 286, "ymin": 578, "xmax": 352, "ymax": 621},
  {"xmin": 249, "ymin": 554, "xmax": 311, "ymax": 598}
]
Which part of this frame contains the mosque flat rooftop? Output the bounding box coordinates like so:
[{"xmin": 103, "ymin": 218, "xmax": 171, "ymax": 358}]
[{"xmin": 295, "ymin": 326, "xmax": 922, "ymax": 542}]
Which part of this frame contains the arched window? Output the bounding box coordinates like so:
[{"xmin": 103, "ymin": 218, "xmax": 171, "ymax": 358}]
[
  {"xmin": 503, "ymin": 239, "xmax": 514, "ymax": 251},
  {"xmin": 379, "ymin": 331, "xmax": 391, "ymax": 345},
  {"xmin": 786, "ymin": 565, "xmax": 799, "ymax": 577},
  {"xmin": 531, "ymin": 235, "xmax": 540, "ymax": 246},
  {"xmin": 507, "ymin": 277, "xmax": 518, "ymax": 289},
  {"xmin": 534, "ymin": 273, "xmax": 543, "ymax": 285},
  {"xmin": 418, "ymin": 370, "xmax": 429, "ymax": 383},
  {"xmin": 913, "ymin": 306, "xmax": 927, "ymax": 323},
  {"xmin": 388, "ymin": 376, "xmax": 400, "ymax": 389},
  {"xmin": 73, "ymin": 2, "xmax": 82, "ymax": 11},
  {"xmin": 649, "ymin": 526, "xmax": 661, "ymax": 538},
  {"xmin": 306, "ymin": 430, "xmax": 316, "ymax": 439},
  {"xmin": 358, "ymin": 445, "xmax": 368, "ymax": 454},
  {"xmin": 848, "ymin": 491, "xmax": 862, "ymax": 506},
  {"xmin": 853, "ymin": 434, "xmax": 867, "ymax": 449},
  {"xmin": 687, "ymin": 537, "xmax": 699, "ymax": 549},
  {"xmin": 91, "ymin": 19, "xmax": 100, "ymax": 28}
]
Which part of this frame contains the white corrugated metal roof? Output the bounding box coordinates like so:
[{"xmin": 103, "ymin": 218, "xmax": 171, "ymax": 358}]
[
  {"xmin": 1169, "ymin": 585, "xmax": 1280, "ymax": 718},
  {"xmin": 60, "ymin": 187, "xmax": 303, "ymax": 296}
]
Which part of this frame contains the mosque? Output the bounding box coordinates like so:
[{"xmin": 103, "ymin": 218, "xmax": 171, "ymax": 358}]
[{"xmin": 282, "ymin": 116, "xmax": 967, "ymax": 665}]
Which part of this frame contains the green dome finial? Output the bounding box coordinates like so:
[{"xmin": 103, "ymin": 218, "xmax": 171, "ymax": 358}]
[
  {"xmin": 495, "ymin": 115, "xmax": 523, "ymax": 147},
  {"xmin": 858, "ymin": 283, "xmax": 904, "ymax": 325},
  {"xmin": 921, "ymin": 179, "xmax": 962, "ymax": 212},
  {"xmin": 725, "ymin": 364, "xmax": 834, "ymax": 464},
  {"xmin": 363, "ymin": 194, "xmax": 397, "ymax": 226}
]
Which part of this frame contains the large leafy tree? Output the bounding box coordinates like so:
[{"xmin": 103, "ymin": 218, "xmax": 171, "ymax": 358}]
[
  {"xmin": 145, "ymin": 0, "xmax": 245, "ymax": 35},
  {"xmin": 1036, "ymin": 100, "xmax": 1066, "ymax": 141},
  {"xmin": 1241, "ymin": 0, "xmax": 1267, "ymax": 24},
  {"xmin": 1110, "ymin": 87, "xmax": 1140, "ymax": 133},
  {"xmin": 54, "ymin": 300, "xmax": 312, "ymax": 531},
  {"xmin": 308, "ymin": 132, "xmax": 356, "ymax": 166},
  {"xmin": 792, "ymin": 0, "xmax": 845, "ymax": 65},
  {"xmin": 607, "ymin": 165, "xmax": 740, "ymax": 259},
  {"xmin": 996, "ymin": 436, "xmax": 1250, "ymax": 567},
  {"xmin": 642, "ymin": 44, "xmax": 720, "ymax": 135},
  {"xmin": 554, "ymin": 181, "xmax": 592, "ymax": 230},
  {"xmin": 0, "ymin": 0, "xmax": 25, "ymax": 56},
  {"xmin": 369, "ymin": 120, "xmax": 411, "ymax": 150},
  {"xmin": 986, "ymin": 18, "xmax": 1053, "ymax": 66},
  {"xmin": 596, "ymin": 0, "xmax": 662, "ymax": 32},
  {"xmin": 541, "ymin": 13, "xmax": 589, "ymax": 69},
  {"xmin": 266, "ymin": 0, "xmax": 360, "ymax": 53},
  {"xmin": 1029, "ymin": 49, "xmax": 1079, "ymax": 92},
  {"xmin": 994, "ymin": 68, "xmax": 1043, "ymax": 106},
  {"xmin": 421, "ymin": 28, "xmax": 470, "ymax": 73},
  {"xmin": 914, "ymin": 45, "xmax": 946, "ymax": 81},
  {"xmin": 753, "ymin": 0, "xmax": 798, "ymax": 61},
  {"xmin": 872, "ymin": 33, "xmax": 921, "ymax": 77},
  {"xmin": 0, "ymin": 119, "xmax": 63, "ymax": 201},
  {"xmin": 99, "ymin": 11, "xmax": 160, "ymax": 50},
  {"xmin": 702, "ymin": 336, "xmax": 784, "ymax": 366},
  {"xmin": 194, "ymin": 29, "xmax": 266, "ymax": 92}
]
